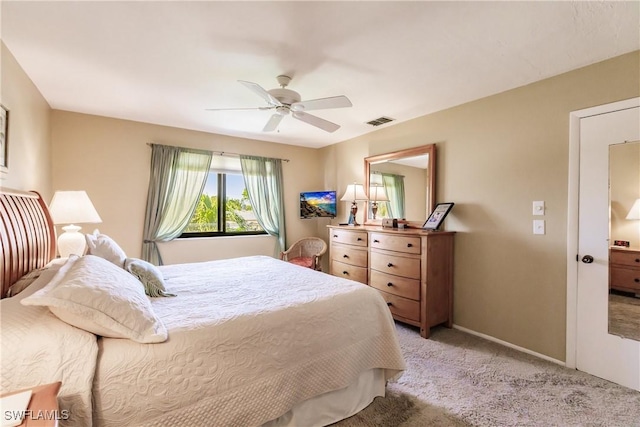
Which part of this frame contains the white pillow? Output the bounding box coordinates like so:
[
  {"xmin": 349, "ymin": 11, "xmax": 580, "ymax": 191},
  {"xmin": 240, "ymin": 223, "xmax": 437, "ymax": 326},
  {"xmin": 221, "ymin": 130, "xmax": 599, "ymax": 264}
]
[
  {"xmin": 21, "ymin": 255, "xmax": 168, "ymax": 344},
  {"xmin": 85, "ymin": 231, "xmax": 127, "ymax": 268}
]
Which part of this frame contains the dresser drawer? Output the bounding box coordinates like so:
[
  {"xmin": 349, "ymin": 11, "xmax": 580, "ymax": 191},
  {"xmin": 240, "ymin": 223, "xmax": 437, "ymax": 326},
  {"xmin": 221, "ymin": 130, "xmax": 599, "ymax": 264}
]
[
  {"xmin": 610, "ymin": 249, "xmax": 640, "ymax": 269},
  {"xmin": 370, "ymin": 233, "xmax": 421, "ymax": 255},
  {"xmin": 377, "ymin": 290, "xmax": 420, "ymax": 322},
  {"xmin": 610, "ymin": 266, "xmax": 640, "ymax": 292},
  {"xmin": 331, "ymin": 260, "xmax": 368, "ymax": 284},
  {"xmin": 330, "ymin": 229, "xmax": 368, "ymax": 247},
  {"xmin": 370, "ymin": 270, "xmax": 420, "ymax": 300},
  {"xmin": 331, "ymin": 243, "xmax": 367, "ymax": 267},
  {"xmin": 370, "ymin": 251, "xmax": 421, "ymax": 280}
]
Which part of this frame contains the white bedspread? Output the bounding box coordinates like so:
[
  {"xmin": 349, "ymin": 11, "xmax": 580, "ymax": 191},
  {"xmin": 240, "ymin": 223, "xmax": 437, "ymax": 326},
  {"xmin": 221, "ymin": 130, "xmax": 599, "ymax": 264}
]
[
  {"xmin": 93, "ymin": 256, "xmax": 405, "ymax": 427},
  {"xmin": 0, "ymin": 263, "xmax": 99, "ymax": 427}
]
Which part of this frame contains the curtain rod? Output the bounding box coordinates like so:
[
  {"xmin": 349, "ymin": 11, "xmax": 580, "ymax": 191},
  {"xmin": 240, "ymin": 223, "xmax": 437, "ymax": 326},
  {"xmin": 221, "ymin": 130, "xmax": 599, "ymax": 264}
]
[
  {"xmin": 371, "ymin": 171, "xmax": 405, "ymax": 178},
  {"xmin": 146, "ymin": 143, "xmax": 290, "ymax": 162},
  {"xmin": 210, "ymin": 150, "xmax": 290, "ymax": 163}
]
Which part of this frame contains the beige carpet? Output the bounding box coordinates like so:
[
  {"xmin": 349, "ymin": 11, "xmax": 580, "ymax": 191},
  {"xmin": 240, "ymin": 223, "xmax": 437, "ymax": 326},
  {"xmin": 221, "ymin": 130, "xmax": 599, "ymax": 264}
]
[
  {"xmin": 335, "ymin": 323, "xmax": 640, "ymax": 427},
  {"xmin": 609, "ymin": 293, "xmax": 640, "ymax": 341}
]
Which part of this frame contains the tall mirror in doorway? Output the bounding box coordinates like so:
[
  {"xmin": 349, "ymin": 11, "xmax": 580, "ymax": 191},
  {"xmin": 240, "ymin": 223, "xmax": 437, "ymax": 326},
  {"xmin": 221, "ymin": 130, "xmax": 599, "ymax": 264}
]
[
  {"xmin": 364, "ymin": 144, "xmax": 436, "ymax": 224},
  {"xmin": 609, "ymin": 140, "xmax": 640, "ymax": 341}
]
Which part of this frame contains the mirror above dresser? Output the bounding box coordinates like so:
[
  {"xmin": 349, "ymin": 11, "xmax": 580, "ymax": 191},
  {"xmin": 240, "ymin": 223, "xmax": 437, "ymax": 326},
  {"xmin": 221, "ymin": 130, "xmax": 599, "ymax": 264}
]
[{"xmin": 364, "ymin": 144, "xmax": 436, "ymax": 225}]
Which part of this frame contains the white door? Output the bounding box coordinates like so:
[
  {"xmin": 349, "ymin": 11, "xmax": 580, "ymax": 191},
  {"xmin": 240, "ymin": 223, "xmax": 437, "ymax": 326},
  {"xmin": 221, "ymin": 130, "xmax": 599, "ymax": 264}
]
[{"xmin": 576, "ymin": 103, "xmax": 640, "ymax": 391}]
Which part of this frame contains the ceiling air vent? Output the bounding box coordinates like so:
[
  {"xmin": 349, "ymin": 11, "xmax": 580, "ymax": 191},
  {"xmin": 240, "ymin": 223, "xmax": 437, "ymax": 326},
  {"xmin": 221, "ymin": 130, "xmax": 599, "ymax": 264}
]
[{"xmin": 366, "ymin": 116, "xmax": 394, "ymax": 127}]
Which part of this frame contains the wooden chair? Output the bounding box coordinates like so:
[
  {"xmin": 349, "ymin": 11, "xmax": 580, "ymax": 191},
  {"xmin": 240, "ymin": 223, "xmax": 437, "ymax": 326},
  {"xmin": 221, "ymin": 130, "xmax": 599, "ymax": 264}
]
[{"xmin": 281, "ymin": 237, "xmax": 328, "ymax": 271}]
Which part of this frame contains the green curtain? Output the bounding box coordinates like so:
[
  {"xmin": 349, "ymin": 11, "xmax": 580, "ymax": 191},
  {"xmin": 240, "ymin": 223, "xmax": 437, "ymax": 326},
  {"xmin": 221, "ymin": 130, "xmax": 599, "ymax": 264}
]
[
  {"xmin": 382, "ymin": 173, "xmax": 406, "ymax": 219},
  {"xmin": 142, "ymin": 144, "xmax": 212, "ymax": 265},
  {"xmin": 239, "ymin": 155, "xmax": 286, "ymax": 256}
]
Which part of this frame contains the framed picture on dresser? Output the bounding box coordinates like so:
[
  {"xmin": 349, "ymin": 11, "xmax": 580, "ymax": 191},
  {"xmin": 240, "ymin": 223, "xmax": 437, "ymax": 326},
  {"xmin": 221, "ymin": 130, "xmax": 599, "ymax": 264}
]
[{"xmin": 422, "ymin": 202, "xmax": 454, "ymax": 230}]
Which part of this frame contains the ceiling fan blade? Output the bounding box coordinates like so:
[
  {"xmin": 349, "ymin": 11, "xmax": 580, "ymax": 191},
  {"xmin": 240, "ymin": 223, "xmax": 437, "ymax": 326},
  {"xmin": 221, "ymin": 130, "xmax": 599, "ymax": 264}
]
[
  {"xmin": 239, "ymin": 80, "xmax": 282, "ymax": 107},
  {"xmin": 291, "ymin": 95, "xmax": 352, "ymax": 112},
  {"xmin": 205, "ymin": 106, "xmax": 273, "ymax": 111},
  {"xmin": 292, "ymin": 111, "xmax": 340, "ymax": 133},
  {"xmin": 263, "ymin": 113, "xmax": 284, "ymax": 132}
]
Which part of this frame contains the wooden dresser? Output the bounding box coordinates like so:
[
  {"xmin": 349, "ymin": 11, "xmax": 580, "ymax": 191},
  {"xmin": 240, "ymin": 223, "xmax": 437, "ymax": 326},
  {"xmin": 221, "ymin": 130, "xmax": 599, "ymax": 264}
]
[
  {"xmin": 328, "ymin": 225, "xmax": 454, "ymax": 338},
  {"xmin": 610, "ymin": 247, "xmax": 640, "ymax": 295}
]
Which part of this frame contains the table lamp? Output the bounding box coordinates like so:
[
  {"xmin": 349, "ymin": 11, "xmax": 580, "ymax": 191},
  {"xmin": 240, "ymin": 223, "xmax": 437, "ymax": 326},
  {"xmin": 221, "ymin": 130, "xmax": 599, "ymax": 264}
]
[
  {"xmin": 369, "ymin": 185, "xmax": 389, "ymax": 219},
  {"xmin": 626, "ymin": 198, "xmax": 640, "ymax": 220},
  {"xmin": 49, "ymin": 191, "xmax": 102, "ymax": 257},
  {"xmin": 340, "ymin": 183, "xmax": 368, "ymax": 226}
]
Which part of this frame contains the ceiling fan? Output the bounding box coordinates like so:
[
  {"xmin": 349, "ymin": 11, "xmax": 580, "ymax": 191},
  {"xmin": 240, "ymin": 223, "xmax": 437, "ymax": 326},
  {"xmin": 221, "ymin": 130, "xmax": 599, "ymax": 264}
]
[{"xmin": 207, "ymin": 75, "xmax": 352, "ymax": 133}]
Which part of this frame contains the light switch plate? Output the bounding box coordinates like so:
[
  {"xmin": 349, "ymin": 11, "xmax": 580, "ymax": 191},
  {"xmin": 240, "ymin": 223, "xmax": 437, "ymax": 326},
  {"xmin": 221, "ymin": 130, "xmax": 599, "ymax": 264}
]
[
  {"xmin": 533, "ymin": 201, "xmax": 545, "ymax": 216},
  {"xmin": 533, "ymin": 219, "xmax": 545, "ymax": 235}
]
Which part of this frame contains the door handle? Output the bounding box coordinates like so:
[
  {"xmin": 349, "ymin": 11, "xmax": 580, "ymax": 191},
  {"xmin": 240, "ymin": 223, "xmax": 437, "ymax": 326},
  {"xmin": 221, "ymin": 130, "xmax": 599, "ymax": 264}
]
[{"xmin": 581, "ymin": 255, "xmax": 594, "ymax": 264}]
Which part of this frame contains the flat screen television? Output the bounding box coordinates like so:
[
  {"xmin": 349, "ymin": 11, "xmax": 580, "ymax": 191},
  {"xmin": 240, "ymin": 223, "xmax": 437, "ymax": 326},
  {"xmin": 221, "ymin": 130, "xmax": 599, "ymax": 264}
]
[{"xmin": 300, "ymin": 191, "xmax": 337, "ymax": 218}]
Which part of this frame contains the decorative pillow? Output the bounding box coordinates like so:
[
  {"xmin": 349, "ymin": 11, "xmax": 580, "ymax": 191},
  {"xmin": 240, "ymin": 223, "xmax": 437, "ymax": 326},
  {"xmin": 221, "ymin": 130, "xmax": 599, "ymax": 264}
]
[
  {"xmin": 85, "ymin": 231, "xmax": 127, "ymax": 267},
  {"xmin": 7, "ymin": 269, "xmax": 43, "ymax": 297},
  {"xmin": 124, "ymin": 258, "xmax": 176, "ymax": 297},
  {"xmin": 6, "ymin": 258, "xmax": 69, "ymax": 297},
  {"xmin": 21, "ymin": 255, "xmax": 168, "ymax": 344}
]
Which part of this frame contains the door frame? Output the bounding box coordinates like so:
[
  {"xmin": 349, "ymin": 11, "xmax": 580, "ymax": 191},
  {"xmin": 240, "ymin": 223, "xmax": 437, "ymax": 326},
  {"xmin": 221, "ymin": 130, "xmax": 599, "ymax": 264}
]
[{"xmin": 566, "ymin": 97, "xmax": 640, "ymax": 369}]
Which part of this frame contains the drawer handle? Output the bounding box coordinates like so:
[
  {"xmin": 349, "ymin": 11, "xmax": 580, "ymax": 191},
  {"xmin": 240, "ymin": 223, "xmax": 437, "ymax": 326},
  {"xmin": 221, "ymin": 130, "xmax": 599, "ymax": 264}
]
[
  {"xmin": 374, "ymin": 239, "xmax": 380, "ymax": 243},
  {"xmin": 342, "ymin": 271, "xmax": 349, "ymax": 275},
  {"xmin": 343, "ymin": 254, "xmax": 349, "ymax": 258},
  {"xmin": 387, "ymin": 263, "xmax": 394, "ymax": 268},
  {"xmin": 387, "ymin": 302, "xmax": 393, "ymax": 307},
  {"xmin": 635, "ymin": 278, "xmax": 640, "ymax": 283},
  {"xmin": 333, "ymin": 234, "xmax": 338, "ymax": 238},
  {"xmin": 407, "ymin": 243, "xmax": 413, "ymax": 247},
  {"xmin": 387, "ymin": 282, "xmax": 393, "ymax": 287},
  {"xmin": 357, "ymin": 237, "xmax": 363, "ymax": 241},
  {"xmin": 636, "ymin": 258, "xmax": 640, "ymax": 263}
]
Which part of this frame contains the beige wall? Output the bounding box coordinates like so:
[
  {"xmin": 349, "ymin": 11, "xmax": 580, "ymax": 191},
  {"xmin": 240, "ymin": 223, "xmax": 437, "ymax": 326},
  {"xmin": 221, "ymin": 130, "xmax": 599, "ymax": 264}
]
[
  {"xmin": 322, "ymin": 51, "xmax": 640, "ymax": 361},
  {"xmin": 0, "ymin": 43, "xmax": 51, "ymax": 197},
  {"xmin": 50, "ymin": 111, "xmax": 328, "ymax": 262}
]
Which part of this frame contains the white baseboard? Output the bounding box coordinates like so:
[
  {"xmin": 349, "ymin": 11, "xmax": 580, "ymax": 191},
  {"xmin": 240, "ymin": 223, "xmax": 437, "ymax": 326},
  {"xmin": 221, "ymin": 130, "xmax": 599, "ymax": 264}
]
[{"xmin": 452, "ymin": 324, "xmax": 566, "ymax": 367}]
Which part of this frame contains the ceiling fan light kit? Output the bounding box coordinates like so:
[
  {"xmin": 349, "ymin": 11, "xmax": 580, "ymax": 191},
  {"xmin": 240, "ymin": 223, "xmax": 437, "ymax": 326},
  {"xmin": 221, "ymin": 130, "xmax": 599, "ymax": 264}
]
[{"xmin": 209, "ymin": 75, "xmax": 352, "ymax": 133}]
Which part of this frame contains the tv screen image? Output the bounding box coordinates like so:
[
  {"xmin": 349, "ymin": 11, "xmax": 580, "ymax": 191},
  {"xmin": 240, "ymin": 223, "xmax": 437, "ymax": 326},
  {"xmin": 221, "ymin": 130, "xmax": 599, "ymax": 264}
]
[{"xmin": 300, "ymin": 191, "xmax": 337, "ymax": 218}]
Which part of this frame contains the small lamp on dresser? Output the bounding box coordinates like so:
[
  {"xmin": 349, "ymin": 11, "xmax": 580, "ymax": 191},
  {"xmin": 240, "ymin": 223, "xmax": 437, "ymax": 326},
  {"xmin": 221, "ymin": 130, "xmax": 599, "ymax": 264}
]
[
  {"xmin": 49, "ymin": 190, "xmax": 102, "ymax": 257},
  {"xmin": 369, "ymin": 184, "xmax": 389, "ymax": 220},
  {"xmin": 626, "ymin": 198, "xmax": 640, "ymax": 221},
  {"xmin": 340, "ymin": 183, "xmax": 368, "ymax": 226}
]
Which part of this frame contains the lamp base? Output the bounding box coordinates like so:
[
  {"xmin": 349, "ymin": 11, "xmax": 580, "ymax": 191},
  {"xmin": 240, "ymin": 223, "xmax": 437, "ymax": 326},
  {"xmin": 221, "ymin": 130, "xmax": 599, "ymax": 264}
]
[
  {"xmin": 58, "ymin": 224, "xmax": 86, "ymax": 257},
  {"xmin": 348, "ymin": 202, "xmax": 360, "ymax": 226}
]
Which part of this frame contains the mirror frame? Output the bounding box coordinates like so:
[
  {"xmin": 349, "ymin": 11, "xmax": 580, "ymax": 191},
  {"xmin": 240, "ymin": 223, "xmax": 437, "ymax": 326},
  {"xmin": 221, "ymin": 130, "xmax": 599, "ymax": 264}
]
[{"xmin": 364, "ymin": 144, "xmax": 436, "ymax": 225}]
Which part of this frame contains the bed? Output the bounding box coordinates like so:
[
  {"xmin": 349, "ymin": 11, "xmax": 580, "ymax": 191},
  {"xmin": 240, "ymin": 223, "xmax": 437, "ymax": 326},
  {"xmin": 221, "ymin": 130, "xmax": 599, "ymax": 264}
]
[{"xmin": 0, "ymin": 188, "xmax": 406, "ymax": 427}]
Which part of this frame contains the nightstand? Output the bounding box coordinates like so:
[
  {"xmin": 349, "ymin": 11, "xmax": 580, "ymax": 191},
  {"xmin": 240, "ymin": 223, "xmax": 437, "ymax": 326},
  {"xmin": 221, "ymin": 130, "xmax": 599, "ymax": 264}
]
[
  {"xmin": 610, "ymin": 247, "xmax": 640, "ymax": 295},
  {"xmin": 0, "ymin": 382, "xmax": 62, "ymax": 427}
]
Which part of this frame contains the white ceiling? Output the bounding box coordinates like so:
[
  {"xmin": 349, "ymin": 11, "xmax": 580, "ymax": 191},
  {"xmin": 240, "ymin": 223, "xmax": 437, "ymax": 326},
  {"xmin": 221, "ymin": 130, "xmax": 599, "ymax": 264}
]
[{"xmin": 2, "ymin": 1, "xmax": 639, "ymax": 149}]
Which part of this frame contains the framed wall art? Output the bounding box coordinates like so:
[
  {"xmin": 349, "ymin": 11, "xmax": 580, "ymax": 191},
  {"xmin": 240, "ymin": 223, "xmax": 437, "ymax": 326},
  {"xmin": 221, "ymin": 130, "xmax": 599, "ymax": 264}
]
[
  {"xmin": 422, "ymin": 202, "xmax": 454, "ymax": 230},
  {"xmin": 0, "ymin": 104, "xmax": 8, "ymax": 174}
]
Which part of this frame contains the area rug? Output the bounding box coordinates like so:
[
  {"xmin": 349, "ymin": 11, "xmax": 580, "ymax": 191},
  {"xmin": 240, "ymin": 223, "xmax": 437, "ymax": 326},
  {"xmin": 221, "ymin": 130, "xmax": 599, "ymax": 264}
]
[{"xmin": 335, "ymin": 323, "xmax": 640, "ymax": 426}]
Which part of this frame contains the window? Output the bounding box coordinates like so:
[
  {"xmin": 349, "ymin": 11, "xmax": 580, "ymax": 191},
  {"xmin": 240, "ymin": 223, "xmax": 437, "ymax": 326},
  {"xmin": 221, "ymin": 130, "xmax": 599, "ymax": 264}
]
[{"xmin": 180, "ymin": 156, "xmax": 265, "ymax": 237}]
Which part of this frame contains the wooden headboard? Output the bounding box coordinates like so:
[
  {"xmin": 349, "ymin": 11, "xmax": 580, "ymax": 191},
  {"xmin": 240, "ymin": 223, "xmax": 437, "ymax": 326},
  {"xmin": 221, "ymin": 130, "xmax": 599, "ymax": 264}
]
[{"xmin": 0, "ymin": 188, "xmax": 56, "ymax": 298}]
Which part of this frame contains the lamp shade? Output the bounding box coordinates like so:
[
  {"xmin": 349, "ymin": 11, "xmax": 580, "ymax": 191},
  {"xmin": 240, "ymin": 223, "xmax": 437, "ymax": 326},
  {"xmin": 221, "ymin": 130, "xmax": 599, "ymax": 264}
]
[
  {"xmin": 340, "ymin": 184, "xmax": 368, "ymax": 202},
  {"xmin": 626, "ymin": 198, "xmax": 640, "ymax": 220},
  {"xmin": 369, "ymin": 185, "xmax": 389, "ymax": 202},
  {"xmin": 49, "ymin": 191, "xmax": 102, "ymax": 225}
]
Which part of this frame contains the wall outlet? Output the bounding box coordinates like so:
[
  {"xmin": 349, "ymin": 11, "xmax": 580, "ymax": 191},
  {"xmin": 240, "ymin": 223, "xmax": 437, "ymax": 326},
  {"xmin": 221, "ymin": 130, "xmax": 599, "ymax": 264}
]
[{"xmin": 533, "ymin": 201, "xmax": 545, "ymax": 216}]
